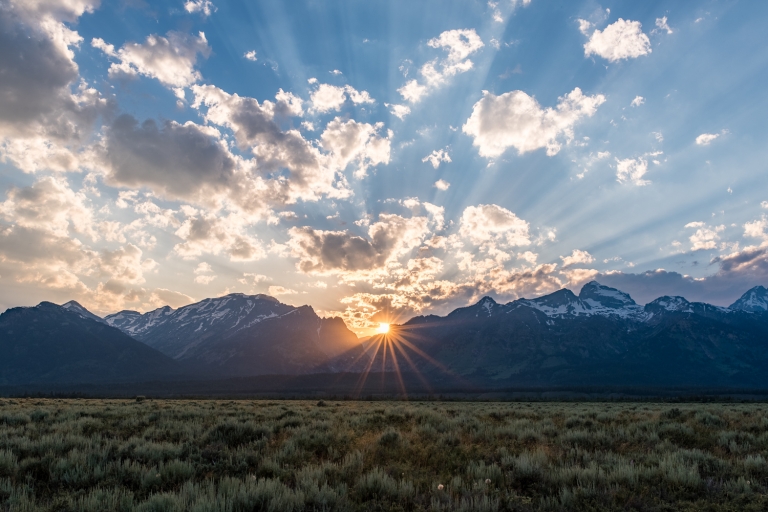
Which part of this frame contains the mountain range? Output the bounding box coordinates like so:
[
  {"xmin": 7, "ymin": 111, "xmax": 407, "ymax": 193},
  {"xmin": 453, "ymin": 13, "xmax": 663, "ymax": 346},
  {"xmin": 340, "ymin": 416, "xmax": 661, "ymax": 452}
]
[{"xmin": 1, "ymin": 282, "xmax": 767, "ymax": 390}]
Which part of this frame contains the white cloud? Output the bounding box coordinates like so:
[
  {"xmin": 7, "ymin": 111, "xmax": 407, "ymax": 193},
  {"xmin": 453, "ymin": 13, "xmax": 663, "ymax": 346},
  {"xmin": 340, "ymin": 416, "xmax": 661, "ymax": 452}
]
[
  {"xmin": 268, "ymin": 285, "xmax": 298, "ymax": 295},
  {"xmin": 561, "ymin": 249, "xmax": 595, "ymax": 268},
  {"xmin": 434, "ymin": 179, "xmax": 451, "ymax": 191},
  {"xmin": 686, "ymin": 222, "xmax": 725, "ymax": 251},
  {"xmin": 427, "ymin": 28, "xmax": 485, "ymax": 64},
  {"xmin": 194, "ymin": 262, "xmax": 213, "ymax": 274},
  {"xmin": 0, "ymin": 176, "xmax": 96, "ymax": 239},
  {"xmin": 95, "ymin": 31, "xmax": 211, "ymax": 88},
  {"xmin": 385, "ymin": 103, "xmax": 411, "ymax": 120},
  {"xmin": 615, "ymin": 157, "xmax": 650, "ymax": 186},
  {"xmin": 244, "ymin": 50, "xmax": 257, "ymax": 61},
  {"xmin": 562, "ymin": 268, "xmax": 599, "ymax": 286},
  {"xmin": 310, "ymin": 83, "xmax": 374, "ymax": 113},
  {"xmin": 744, "ymin": 217, "xmax": 768, "ymax": 241},
  {"xmin": 174, "ymin": 211, "xmax": 265, "ymax": 261},
  {"xmin": 462, "ymin": 88, "xmax": 605, "ymax": 158},
  {"xmin": 0, "ymin": 2, "xmax": 109, "ymax": 174},
  {"xmin": 320, "ymin": 118, "xmax": 391, "ymax": 178},
  {"xmin": 654, "ymin": 16, "xmax": 673, "ymax": 35},
  {"xmin": 398, "ymin": 28, "xmax": 484, "ymax": 104},
  {"xmin": 696, "ymin": 133, "xmax": 720, "ymax": 146},
  {"xmin": 184, "ymin": 0, "xmax": 216, "ymax": 16},
  {"xmin": 761, "ymin": 201, "xmax": 768, "ymax": 209},
  {"xmin": 631, "ymin": 95, "xmax": 645, "ymax": 107},
  {"xmin": 459, "ymin": 204, "xmax": 531, "ymax": 248},
  {"xmin": 583, "ymin": 19, "xmax": 651, "ymax": 62},
  {"xmin": 98, "ymin": 244, "xmax": 155, "ymax": 285},
  {"xmin": 191, "ymin": 84, "xmax": 351, "ymax": 206},
  {"xmin": 239, "ymin": 273, "xmax": 268, "ymax": 286},
  {"xmin": 577, "ymin": 19, "xmax": 592, "ymax": 35},
  {"xmin": 422, "ymin": 149, "xmax": 451, "ymax": 169},
  {"xmin": 397, "ymin": 80, "xmax": 429, "ymax": 103}
]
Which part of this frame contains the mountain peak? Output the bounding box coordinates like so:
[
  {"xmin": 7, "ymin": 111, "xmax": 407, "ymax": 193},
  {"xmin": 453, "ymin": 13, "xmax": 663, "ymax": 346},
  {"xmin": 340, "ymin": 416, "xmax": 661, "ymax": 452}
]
[
  {"xmin": 60, "ymin": 300, "xmax": 107, "ymax": 324},
  {"xmin": 579, "ymin": 281, "xmax": 637, "ymax": 309},
  {"xmin": 474, "ymin": 296, "xmax": 498, "ymax": 316},
  {"xmin": 647, "ymin": 296, "xmax": 692, "ymax": 313},
  {"xmin": 729, "ymin": 285, "xmax": 768, "ymax": 312}
]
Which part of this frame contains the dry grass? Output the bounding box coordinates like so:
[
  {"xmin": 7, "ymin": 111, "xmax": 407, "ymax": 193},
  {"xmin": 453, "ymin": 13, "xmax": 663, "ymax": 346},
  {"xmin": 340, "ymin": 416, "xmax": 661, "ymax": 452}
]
[{"xmin": 1, "ymin": 399, "xmax": 767, "ymax": 510}]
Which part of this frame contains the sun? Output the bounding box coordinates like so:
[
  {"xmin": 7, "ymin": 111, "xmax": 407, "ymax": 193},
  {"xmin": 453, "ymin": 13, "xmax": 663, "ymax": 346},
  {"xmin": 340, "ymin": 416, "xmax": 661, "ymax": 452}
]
[{"xmin": 376, "ymin": 322, "xmax": 390, "ymax": 334}]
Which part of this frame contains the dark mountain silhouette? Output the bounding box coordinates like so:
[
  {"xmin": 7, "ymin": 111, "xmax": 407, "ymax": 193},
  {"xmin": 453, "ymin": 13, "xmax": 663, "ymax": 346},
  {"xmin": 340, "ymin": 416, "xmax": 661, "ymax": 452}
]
[
  {"xmin": 4, "ymin": 283, "xmax": 768, "ymax": 391},
  {"xmin": 0, "ymin": 302, "xmax": 179, "ymax": 385},
  {"xmin": 373, "ymin": 282, "xmax": 768, "ymax": 388},
  {"xmin": 105, "ymin": 293, "xmax": 360, "ymax": 376}
]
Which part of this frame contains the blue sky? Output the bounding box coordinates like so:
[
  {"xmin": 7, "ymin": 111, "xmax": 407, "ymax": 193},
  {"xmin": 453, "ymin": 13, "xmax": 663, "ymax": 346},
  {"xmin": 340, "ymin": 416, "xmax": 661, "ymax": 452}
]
[{"xmin": 1, "ymin": 0, "xmax": 767, "ymax": 334}]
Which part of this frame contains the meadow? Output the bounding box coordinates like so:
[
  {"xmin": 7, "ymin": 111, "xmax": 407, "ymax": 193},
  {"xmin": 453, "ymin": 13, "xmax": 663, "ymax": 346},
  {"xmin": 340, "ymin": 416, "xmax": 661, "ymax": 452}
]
[{"xmin": 0, "ymin": 398, "xmax": 767, "ymax": 511}]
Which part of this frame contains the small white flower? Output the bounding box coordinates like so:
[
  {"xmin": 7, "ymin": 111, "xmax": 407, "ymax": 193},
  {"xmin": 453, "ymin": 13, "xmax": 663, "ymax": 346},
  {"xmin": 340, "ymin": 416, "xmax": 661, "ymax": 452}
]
[
  {"xmin": 437, "ymin": 484, "xmax": 444, "ymax": 490},
  {"xmin": 485, "ymin": 478, "xmax": 491, "ymax": 484}
]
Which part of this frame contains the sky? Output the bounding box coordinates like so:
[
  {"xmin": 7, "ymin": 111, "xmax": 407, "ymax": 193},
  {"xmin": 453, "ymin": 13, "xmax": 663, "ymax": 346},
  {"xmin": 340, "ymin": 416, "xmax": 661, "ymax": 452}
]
[{"xmin": 1, "ymin": 0, "xmax": 768, "ymax": 335}]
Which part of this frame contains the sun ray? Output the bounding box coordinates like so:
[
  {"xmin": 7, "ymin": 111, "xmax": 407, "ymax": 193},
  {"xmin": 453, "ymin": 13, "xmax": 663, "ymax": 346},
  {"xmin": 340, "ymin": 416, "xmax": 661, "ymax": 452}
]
[
  {"xmin": 386, "ymin": 336, "xmax": 408, "ymax": 398},
  {"xmin": 353, "ymin": 337, "xmax": 384, "ymax": 398}
]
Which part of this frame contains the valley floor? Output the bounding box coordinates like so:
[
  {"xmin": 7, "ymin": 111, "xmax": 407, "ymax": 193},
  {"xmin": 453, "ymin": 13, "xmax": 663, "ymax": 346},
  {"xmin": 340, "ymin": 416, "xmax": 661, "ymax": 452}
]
[{"xmin": 1, "ymin": 399, "xmax": 767, "ymax": 511}]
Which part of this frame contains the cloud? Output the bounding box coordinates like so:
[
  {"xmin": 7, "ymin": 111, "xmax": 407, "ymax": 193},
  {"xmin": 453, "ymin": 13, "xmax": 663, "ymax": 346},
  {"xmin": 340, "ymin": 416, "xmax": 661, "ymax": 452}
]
[
  {"xmin": 398, "ymin": 80, "xmax": 429, "ymax": 103},
  {"xmin": 244, "ymin": 50, "xmax": 257, "ymax": 61},
  {"xmin": 94, "ymin": 31, "xmax": 210, "ymax": 88},
  {"xmin": 97, "ymin": 244, "xmax": 155, "ymax": 285},
  {"xmin": 184, "ymin": 0, "xmax": 216, "ymax": 16},
  {"xmin": 0, "ymin": 176, "xmax": 96, "ymax": 239},
  {"xmin": 462, "ymin": 88, "xmax": 605, "ymax": 158},
  {"xmin": 654, "ymin": 16, "xmax": 673, "ymax": 35},
  {"xmin": 459, "ymin": 204, "xmax": 530, "ymax": 248},
  {"xmin": 0, "ymin": 2, "xmax": 109, "ymax": 171},
  {"xmin": 174, "ymin": 210, "xmax": 265, "ymax": 261},
  {"xmin": 434, "ymin": 179, "xmax": 451, "ymax": 191},
  {"xmin": 320, "ymin": 118, "xmax": 391, "ymax": 178},
  {"xmin": 287, "ymin": 211, "xmax": 436, "ymax": 276},
  {"xmin": 696, "ymin": 133, "xmax": 720, "ymax": 146},
  {"xmin": 398, "ymin": 28, "xmax": 484, "ymax": 103},
  {"xmin": 385, "ymin": 103, "xmax": 411, "ymax": 120},
  {"xmin": 193, "ymin": 261, "xmax": 216, "ymax": 284},
  {"xmin": 191, "ymin": 84, "xmax": 351, "ymax": 205},
  {"xmin": 615, "ymin": 157, "xmax": 650, "ymax": 186},
  {"xmin": 744, "ymin": 216, "xmax": 768, "ymax": 241},
  {"xmin": 101, "ymin": 115, "xmax": 240, "ymax": 204},
  {"xmin": 631, "ymin": 95, "xmax": 645, "ymax": 107},
  {"xmin": 685, "ymin": 221, "xmax": 725, "ymax": 251},
  {"xmin": 562, "ymin": 268, "xmax": 599, "ymax": 286},
  {"xmin": 150, "ymin": 288, "xmax": 193, "ymax": 309},
  {"xmin": 422, "ymin": 149, "xmax": 451, "ymax": 169},
  {"xmin": 268, "ymin": 285, "xmax": 298, "ymax": 295},
  {"xmin": 309, "ymin": 83, "xmax": 374, "ymax": 113},
  {"xmin": 583, "ymin": 19, "xmax": 651, "ymax": 62},
  {"xmin": 561, "ymin": 249, "xmax": 595, "ymax": 268}
]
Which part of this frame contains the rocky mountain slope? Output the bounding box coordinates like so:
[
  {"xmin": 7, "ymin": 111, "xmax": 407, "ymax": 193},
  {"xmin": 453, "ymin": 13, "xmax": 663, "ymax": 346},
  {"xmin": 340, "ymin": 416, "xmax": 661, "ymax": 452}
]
[
  {"xmin": 105, "ymin": 293, "xmax": 360, "ymax": 376},
  {"xmin": 381, "ymin": 282, "xmax": 768, "ymax": 387},
  {"xmin": 5, "ymin": 283, "xmax": 768, "ymax": 389}
]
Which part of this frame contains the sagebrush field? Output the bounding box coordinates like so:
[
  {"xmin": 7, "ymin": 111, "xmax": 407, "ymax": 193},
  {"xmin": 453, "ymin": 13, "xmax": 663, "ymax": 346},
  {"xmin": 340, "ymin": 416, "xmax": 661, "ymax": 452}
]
[{"xmin": 1, "ymin": 398, "xmax": 767, "ymax": 511}]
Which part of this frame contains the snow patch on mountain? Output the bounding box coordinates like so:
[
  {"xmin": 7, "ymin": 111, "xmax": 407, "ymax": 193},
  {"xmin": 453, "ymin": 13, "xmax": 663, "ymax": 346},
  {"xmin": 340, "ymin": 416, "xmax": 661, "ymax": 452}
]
[{"xmin": 729, "ymin": 286, "xmax": 768, "ymax": 312}]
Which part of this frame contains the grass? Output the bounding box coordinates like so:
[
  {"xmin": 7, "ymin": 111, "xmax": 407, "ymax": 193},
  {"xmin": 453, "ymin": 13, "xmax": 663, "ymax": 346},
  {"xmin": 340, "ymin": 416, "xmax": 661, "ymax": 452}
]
[{"xmin": 0, "ymin": 399, "xmax": 767, "ymax": 510}]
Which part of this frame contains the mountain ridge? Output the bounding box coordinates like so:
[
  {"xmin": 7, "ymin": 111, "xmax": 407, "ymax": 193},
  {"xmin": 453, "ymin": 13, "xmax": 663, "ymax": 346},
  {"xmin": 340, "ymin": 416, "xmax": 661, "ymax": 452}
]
[{"xmin": 5, "ymin": 281, "xmax": 767, "ymax": 388}]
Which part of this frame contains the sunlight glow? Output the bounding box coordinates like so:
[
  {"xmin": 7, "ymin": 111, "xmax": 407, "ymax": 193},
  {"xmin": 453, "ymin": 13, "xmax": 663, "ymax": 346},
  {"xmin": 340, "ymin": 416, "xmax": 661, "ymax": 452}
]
[{"xmin": 377, "ymin": 322, "xmax": 390, "ymax": 334}]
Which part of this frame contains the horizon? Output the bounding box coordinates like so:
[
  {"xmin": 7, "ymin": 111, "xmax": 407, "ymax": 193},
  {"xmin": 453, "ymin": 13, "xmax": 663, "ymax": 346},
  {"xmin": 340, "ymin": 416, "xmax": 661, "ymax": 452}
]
[
  {"xmin": 2, "ymin": 1, "xmax": 768, "ymax": 336},
  {"xmin": 19, "ymin": 279, "xmax": 768, "ymax": 336}
]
